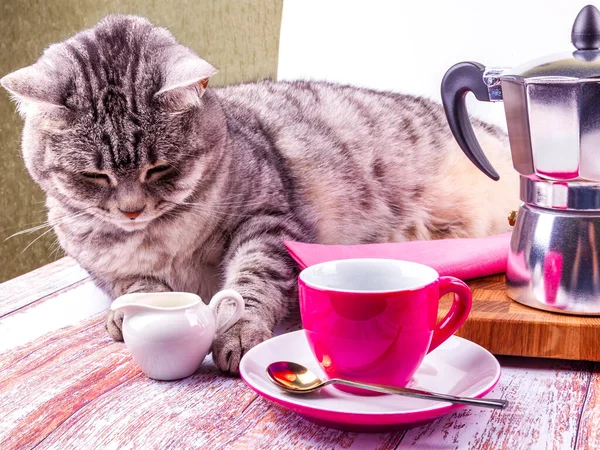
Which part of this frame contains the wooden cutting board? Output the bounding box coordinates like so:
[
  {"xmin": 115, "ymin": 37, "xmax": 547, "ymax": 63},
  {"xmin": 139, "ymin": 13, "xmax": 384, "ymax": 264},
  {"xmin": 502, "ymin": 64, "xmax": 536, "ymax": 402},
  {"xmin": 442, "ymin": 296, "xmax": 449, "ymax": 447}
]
[{"xmin": 438, "ymin": 274, "xmax": 600, "ymax": 361}]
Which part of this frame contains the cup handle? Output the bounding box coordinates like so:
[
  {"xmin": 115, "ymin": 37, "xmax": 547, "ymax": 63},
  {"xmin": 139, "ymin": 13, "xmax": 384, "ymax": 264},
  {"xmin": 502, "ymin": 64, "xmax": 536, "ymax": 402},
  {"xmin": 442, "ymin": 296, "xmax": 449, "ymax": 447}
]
[
  {"xmin": 208, "ymin": 289, "xmax": 245, "ymax": 336},
  {"xmin": 428, "ymin": 276, "xmax": 473, "ymax": 353}
]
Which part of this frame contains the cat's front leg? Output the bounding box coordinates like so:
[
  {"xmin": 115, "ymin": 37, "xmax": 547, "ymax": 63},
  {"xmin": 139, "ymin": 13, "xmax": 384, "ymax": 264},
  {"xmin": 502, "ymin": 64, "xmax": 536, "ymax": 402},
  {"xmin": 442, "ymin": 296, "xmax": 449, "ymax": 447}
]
[
  {"xmin": 212, "ymin": 235, "xmax": 299, "ymax": 375},
  {"xmin": 99, "ymin": 277, "xmax": 171, "ymax": 341}
]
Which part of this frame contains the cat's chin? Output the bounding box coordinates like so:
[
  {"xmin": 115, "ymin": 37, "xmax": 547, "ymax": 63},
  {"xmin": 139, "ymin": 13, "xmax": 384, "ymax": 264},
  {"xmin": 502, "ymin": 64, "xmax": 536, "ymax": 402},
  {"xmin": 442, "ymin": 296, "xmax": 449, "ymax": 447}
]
[{"xmin": 114, "ymin": 220, "xmax": 152, "ymax": 232}]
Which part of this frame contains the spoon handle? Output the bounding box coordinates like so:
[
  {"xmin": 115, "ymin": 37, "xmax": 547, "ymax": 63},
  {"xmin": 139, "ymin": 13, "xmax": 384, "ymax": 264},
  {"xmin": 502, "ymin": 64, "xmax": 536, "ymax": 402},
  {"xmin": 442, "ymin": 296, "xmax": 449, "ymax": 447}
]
[{"xmin": 326, "ymin": 379, "xmax": 508, "ymax": 409}]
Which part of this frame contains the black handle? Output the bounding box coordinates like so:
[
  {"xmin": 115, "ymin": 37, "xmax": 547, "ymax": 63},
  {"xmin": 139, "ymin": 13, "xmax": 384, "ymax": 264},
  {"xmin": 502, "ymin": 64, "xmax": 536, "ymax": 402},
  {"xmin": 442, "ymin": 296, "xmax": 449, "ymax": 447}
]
[{"xmin": 441, "ymin": 61, "xmax": 499, "ymax": 181}]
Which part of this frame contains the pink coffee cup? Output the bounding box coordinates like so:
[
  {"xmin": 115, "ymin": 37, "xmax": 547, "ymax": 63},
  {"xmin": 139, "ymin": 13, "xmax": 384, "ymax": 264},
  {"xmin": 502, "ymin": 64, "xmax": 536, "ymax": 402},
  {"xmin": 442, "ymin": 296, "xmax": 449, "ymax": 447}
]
[{"xmin": 298, "ymin": 258, "xmax": 472, "ymax": 392}]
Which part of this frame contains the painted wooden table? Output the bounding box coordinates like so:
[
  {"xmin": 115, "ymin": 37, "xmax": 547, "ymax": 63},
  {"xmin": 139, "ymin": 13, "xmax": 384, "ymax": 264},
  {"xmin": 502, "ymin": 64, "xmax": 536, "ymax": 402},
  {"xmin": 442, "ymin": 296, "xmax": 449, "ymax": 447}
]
[{"xmin": 1, "ymin": 258, "xmax": 599, "ymax": 450}]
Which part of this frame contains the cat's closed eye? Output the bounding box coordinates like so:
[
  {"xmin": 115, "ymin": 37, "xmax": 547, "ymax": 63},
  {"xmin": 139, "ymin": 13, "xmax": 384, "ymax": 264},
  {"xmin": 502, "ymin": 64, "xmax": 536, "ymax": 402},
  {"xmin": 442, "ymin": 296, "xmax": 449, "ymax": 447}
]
[
  {"xmin": 81, "ymin": 172, "xmax": 111, "ymax": 186},
  {"xmin": 145, "ymin": 164, "xmax": 174, "ymax": 181}
]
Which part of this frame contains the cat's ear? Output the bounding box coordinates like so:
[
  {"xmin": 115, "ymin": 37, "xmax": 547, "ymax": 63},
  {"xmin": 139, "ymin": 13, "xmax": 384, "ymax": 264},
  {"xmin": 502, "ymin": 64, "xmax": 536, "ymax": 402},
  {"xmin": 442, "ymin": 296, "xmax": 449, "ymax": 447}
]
[
  {"xmin": 1, "ymin": 64, "xmax": 66, "ymax": 117},
  {"xmin": 155, "ymin": 49, "xmax": 218, "ymax": 107}
]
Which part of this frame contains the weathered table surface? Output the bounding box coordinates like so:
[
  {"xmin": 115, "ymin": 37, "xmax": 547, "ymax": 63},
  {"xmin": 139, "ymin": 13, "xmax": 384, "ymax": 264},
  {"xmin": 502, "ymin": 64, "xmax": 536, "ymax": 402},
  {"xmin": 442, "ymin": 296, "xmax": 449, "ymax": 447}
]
[{"xmin": 1, "ymin": 257, "xmax": 599, "ymax": 450}]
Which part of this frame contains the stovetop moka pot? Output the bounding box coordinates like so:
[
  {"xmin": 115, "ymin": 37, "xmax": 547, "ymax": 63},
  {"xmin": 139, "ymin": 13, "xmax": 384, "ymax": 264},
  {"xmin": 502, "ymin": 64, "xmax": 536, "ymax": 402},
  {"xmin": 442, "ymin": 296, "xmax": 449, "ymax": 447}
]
[{"xmin": 442, "ymin": 5, "xmax": 600, "ymax": 314}]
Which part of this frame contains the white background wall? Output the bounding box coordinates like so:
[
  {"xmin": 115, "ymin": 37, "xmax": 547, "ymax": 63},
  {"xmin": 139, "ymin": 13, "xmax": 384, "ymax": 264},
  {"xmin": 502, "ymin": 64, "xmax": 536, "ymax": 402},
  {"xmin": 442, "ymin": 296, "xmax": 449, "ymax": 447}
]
[{"xmin": 278, "ymin": 0, "xmax": 594, "ymax": 130}]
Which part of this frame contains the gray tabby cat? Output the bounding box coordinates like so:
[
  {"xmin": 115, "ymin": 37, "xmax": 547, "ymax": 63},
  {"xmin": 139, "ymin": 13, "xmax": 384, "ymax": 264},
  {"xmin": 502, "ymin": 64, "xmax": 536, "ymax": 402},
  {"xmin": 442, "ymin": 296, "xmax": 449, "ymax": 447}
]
[{"xmin": 1, "ymin": 15, "xmax": 517, "ymax": 374}]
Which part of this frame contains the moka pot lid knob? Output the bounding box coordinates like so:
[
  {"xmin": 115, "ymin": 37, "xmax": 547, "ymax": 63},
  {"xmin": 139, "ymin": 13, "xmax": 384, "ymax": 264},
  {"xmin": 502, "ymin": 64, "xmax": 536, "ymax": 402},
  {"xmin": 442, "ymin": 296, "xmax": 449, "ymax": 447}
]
[
  {"xmin": 572, "ymin": 4, "xmax": 600, "ymax": 50},
  {"xmin": 502, "ymin": 5, "xmax": 600, "ymax": 80}
]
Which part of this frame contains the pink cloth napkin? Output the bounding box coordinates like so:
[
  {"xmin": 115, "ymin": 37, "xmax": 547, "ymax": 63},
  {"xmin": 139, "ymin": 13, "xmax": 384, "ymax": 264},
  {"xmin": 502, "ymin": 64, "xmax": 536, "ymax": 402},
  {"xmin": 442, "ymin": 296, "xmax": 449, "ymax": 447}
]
[{"xmin": 284, "ymin": 232, "xmax": 512, "ymax": 281}]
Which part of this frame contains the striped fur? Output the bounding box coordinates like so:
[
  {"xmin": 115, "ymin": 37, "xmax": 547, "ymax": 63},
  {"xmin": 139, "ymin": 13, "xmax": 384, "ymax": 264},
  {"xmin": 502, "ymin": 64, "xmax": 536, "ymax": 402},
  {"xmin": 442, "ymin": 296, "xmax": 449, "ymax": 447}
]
[{"xmin": 1, "ymin": 15, "xmax": 518, "ymax": 374}]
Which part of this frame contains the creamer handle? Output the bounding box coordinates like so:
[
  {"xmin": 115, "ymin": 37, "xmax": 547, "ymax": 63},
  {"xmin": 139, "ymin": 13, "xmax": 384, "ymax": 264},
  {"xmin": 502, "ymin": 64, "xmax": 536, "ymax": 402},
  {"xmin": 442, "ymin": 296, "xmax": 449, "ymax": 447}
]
[{"xmin": 208, "ymin": 289, "xmax": 245, "ymax": 335}]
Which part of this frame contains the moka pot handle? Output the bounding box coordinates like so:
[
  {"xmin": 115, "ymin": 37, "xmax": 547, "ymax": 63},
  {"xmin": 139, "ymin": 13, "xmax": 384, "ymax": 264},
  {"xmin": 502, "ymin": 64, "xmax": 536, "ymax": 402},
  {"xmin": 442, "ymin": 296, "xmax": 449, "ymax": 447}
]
[{"xmin": 441, "ymin": 61, "xmax": 500, "ymax": 181}]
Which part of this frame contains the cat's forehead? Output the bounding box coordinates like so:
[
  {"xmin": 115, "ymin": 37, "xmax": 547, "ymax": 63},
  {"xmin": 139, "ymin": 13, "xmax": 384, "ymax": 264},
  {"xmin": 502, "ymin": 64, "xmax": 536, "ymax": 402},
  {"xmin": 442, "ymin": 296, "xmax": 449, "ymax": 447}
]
[
  {"xmin": 55, "ymin": 26, "xmax": 163, "ymax": 113},
  {"xmin": 33, "ymin": 16, "xmax": 168, "ymax": 113}
]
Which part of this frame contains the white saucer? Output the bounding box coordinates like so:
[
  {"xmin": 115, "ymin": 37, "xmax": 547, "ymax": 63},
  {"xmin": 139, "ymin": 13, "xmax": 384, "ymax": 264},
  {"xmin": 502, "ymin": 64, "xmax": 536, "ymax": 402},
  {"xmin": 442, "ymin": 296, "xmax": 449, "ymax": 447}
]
[{"xmin": 239, "ymin": 330, "xmax": 502, "ymax": 432}]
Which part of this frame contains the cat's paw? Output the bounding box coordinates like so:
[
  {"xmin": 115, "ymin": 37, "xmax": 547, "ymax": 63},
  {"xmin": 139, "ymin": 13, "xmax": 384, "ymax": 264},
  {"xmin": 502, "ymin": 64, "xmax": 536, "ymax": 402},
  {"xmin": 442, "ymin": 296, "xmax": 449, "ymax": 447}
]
[
  {"xmin": 212, "ymin": 319, "xmax": 272, "ymax": 375},
  {"xmin": 105, "ymin": 309, "xmax": 124, "ymax": 341}
]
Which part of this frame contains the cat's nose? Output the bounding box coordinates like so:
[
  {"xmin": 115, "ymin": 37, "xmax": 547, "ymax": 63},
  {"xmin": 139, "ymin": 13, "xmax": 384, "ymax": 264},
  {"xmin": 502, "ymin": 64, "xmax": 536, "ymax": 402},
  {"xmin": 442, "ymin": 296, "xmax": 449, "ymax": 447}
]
[{"xmin": 119, "ymin": 207, "xmax": 145, "ymax": 220}]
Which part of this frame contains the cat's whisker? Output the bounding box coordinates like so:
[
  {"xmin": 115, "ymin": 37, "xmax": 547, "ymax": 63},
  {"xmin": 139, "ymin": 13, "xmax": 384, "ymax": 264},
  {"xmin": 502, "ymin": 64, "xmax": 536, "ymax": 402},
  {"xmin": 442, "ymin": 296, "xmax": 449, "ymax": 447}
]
[
  {"xmin": 178, "ymin": 200, "xmax": 269, "ymax": 210},
  {"xmin": 180, "ymin": 205, "xmax": 257, "ymax": 219},
  {"xmin": 48, "ymin": 237, "xmax": 65, "ymax": 262},
  {"xmin": 181, "ymin": 197, "xmax": 267, "ymax": 206},
  {"xmin": 20, "ymin": 227, "xmax": 58, "ymax": 254},
  {"xmin": 172, "ymin": 208, "xmax": 221, "ymax": 221},
  {"xmin": 5, "ymin": 223, "xmax": 53, "ymax": 240},
  {"xmin": 0, "ymin": 211, "xmax": 75, "ymax": 236},
  {"xmin": 178, "ymin": 205, "xmax": 239, "ymax": 215},
  {"xmin": 9, "ymin": 207, "xmax": 93, "ymax": 235},
  {"xmin": 0, "ymin": 218, "xmax": 48, "ymax": 234},
  {"xmin": 8, "ymin": 209, "xmax": 92, "ymax": 243}
]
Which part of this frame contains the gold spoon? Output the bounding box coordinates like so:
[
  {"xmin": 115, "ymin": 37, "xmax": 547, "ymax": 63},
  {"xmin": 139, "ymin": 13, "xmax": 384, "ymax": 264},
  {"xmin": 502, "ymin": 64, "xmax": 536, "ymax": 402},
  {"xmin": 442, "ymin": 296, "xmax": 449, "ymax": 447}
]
[{"xmin": 266, "ymin": 361, "xmax": 508, "ymax": 410}]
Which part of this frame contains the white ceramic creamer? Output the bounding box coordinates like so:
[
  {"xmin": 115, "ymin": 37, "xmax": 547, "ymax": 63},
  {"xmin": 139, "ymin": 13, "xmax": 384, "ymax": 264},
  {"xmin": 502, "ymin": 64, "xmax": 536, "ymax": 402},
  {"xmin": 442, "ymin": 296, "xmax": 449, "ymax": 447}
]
[{"xmin": 111, "ymin": 290, "xmax": 244, "ymax": 380}]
